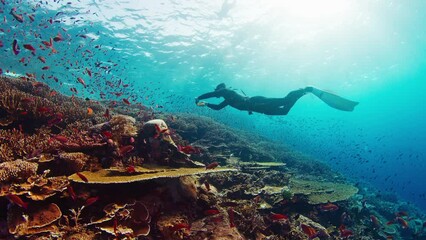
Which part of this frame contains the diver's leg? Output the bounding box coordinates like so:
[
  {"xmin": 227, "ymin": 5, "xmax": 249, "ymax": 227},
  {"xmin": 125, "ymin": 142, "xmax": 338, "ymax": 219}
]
[
  {"xmin": 274, "ymin": 88, "xmax": 308, "ymax": 114},
  {"xmin": 258, "ymin": 88, "xmax": 310, "ymax": 115}
]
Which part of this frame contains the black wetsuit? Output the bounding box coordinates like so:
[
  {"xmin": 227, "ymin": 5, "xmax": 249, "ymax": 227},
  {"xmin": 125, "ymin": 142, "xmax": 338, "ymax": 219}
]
[{"xmin": 196, "ymin": 88, "xmax": 307, "ymax": 115}]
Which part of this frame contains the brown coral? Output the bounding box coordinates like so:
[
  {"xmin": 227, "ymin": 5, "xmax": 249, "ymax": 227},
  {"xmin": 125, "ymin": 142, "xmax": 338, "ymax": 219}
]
[
  {"xmin": 0, "ymin": 128, "xmax": 52, "ymax": 163},
  {"xmin": 7, "ymin": 203, "xmax": 62, "ymax": 237},
  {"xmin": 0, "ymin": 174, "xmax": 69, "ymax": 201},
  {"xmin": 91, "ymin": 201, "xmax": 150, "ymax": 237},
  {"xmin": 109, "ymin": 114, "xmax": 137, "ymax": 143},
  {"xmin": 0, "ymin": 160, "xmax": 38, "ymax": 184},
  {"xmin": 57, "ymin": 152, "xmax": 90, "ymax": 175}
]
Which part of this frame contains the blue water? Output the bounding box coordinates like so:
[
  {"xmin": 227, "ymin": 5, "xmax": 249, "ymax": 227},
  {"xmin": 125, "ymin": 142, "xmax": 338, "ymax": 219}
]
[{"xmin": 1, "ymin": 0, "xmax": 426, "ymax": 211}]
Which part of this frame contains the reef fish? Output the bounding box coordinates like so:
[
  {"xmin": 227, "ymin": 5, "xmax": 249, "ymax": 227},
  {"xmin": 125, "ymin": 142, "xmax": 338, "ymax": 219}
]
[
  {"xmin": 76, "ymin": 172, "xmax": 89, "ymax": 182},
  {"xmin": 396, "ymin": 217, "xmax": 409, "ymax": 229},
  {"xmin": 205, "ymin": 161, "xmax": 219, "ymax": 170},
  {"xmin": 6, "ymin": 194, "xmax": 28, "ymax": 209},
  {"xmin": 204, "ymin": 209, "xmax": 220, "ymax": 216},
  {"xmin": 10, "ymin": 9, "xmax": 24, "ymax": 23},
  {"xmin": 87, "ymin": 107, "xmax": 93, "ymax": 115},
  {"xmin": 178, "ymin": 145, "xmax": 200, "ymax": 154},
  {"xmin": 38, "ymin": 56, "xmax": 46, "ymax": 63},
  {"xmin": 319, "ymin": 202, "xmax": 339, "ymax": 212},
  {"xmin": 12, "ymin": 39, "xmax": 20, "ymax": 55},
  {"xmin": 67, "ymin": 185, "xmax": 77, "ymax": 201},
  {"xmin": 77, "ymin": 77, "xmax": 86, "ymax": 88},
  {"xmin": 51, "ymin": 135, "xmax": 68, "ymax": 143},
  {"xmin": 370, "ymin": 215, "xmax": 381, "ymax": 229},
  {"xmin": 119, "ymin": 145, "xmax": 134, "ymax": 156},
  {"xmin": 23, "ymin": 44, "xmax": 36, "ymax": 54},
  {"xmin": 339, "ymin": 225, "xmax": 354, "ymax": 238},
  {"xmin": 84, "ymin": 196, "xmax": 99, "ymax": 207},
  {"xmin": 300, "ymin": 224, "xmax": 317, "ymax": 239},
  {"xmin": 126, "ymin": 165, "xmax": 136, "ymax": 173},
  {"xmin": 228, "ymin": 207, "xmax": 235, "ymax": 227},
  {"xmin": 53, "ymin": 32, "xmax": 63, "ymax": 42},
  {"xmin": 122, "ymin": 98, "xmax": 130, "ymax": 105},
  {"xmin": 270, "ymin": 213, "xmax": 288, "ymax": 221}
]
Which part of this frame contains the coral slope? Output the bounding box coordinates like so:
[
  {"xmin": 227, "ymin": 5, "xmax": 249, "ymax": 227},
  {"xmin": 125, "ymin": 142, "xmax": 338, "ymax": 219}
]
[{"xmin": 0, "ymin": 76, "xmax": 425, "ymax": 240}]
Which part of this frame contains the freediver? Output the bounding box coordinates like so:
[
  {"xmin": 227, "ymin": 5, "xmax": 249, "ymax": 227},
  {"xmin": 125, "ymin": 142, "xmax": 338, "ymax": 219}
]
[{"xmin": 195, "ymin": 83, "xmax": 358, "ymax": 115}]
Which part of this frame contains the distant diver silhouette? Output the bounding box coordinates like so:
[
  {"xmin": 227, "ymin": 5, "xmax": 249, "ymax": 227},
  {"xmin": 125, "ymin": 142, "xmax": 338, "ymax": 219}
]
[{"xmin": 195, "ymin": 83, "xmax": 358, "ymax": 115}]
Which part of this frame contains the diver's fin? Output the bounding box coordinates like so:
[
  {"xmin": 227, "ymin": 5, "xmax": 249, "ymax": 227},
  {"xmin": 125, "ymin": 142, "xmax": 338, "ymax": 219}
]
[{"xmin": 310, "ymin": 87, "xmax": 359, "ymax": 111}]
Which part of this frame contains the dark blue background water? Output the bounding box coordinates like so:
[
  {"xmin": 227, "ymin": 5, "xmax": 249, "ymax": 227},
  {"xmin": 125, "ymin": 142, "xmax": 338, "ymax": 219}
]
[{"xmin": 1, "ymin": 0, "xmax": 425, "ymax": 211}]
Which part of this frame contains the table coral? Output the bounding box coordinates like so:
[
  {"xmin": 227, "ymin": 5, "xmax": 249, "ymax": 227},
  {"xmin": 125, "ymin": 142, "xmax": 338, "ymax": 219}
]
[
  {"xmin": 68, "ymin": 166, "xmax": 237, "ymax": 184},
  {"xmin": 289, "ymin": 179, "xmax": 358, "ymax": 204}
]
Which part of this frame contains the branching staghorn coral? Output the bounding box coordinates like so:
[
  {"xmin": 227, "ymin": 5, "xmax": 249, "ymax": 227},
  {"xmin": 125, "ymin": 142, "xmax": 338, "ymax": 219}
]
[
  {"xmin": 0, "ymin": 128, "xmax": 53, "ymax": 162},
  {"xmin": 0, "ymin": 76, "xmax": 107, "ymax": 129}
]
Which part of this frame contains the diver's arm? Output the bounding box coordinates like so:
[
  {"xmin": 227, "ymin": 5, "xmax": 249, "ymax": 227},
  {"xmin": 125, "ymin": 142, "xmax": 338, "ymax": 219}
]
[
  {"xmin": 196, "ymin": 91, "xmax": 220, "ymax": 102},
  {"xmin": 206, "ymin": 100, "xmax": 228, "ymax": 110}
]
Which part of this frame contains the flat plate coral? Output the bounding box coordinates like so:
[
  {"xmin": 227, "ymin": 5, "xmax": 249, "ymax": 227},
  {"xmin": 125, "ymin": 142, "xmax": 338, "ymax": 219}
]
[{"xmin": 68, "ymin": 165, "xmax": 237, "ymax": 184}]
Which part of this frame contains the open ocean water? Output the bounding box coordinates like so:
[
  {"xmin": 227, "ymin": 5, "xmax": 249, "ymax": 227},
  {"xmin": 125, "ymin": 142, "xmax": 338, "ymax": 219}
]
[{"xmin": 1, "ymin": 0, "xmax": 426, "ymax": 214}]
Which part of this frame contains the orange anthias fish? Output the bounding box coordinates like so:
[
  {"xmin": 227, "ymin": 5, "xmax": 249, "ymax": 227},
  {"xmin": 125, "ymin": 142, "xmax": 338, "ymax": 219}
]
[
  {"xmin": 77, "ymin": 77, "xmax": 86, "ymax": 88},
  {"xmin": 23, "ymin": 44, "xmax": 36, "ymax": 54},
  {"xmin": 228, "ymin": 207, "xmax": 235, "ymax": 227},
  {"xmin": 178, "ymin": 145, "xmax": 199, "ymax": 154},
  {"xmin": 319, "ymin": 202, "xmax": 339, "ymax": 212},
  {"xmin": 270, "ymin": 213, "xmax": 288, "ymax": 221},
  {"xmin": 339, "ymin": 224, "xmax": 354, "ymax": 238},
  {"xmin": 205, "ymin": 161, "xmax": 219, "ymax": 170},
  {"xmin": 52, "ymin": 135, "xmax": 68, "ymax": 143},
  {"xmin": 53, "ymin": 32, "xmax": 63, "ymax": 42},
  {"xmin": 10, "ymin": 9, "xmax": 24, "ymax": 23},
  {"xmin": 38, "ymin": 56, "xmax": 46, "ymax": 63},
  {"xmin": 126, "ymin": 165, "xmax": 135, "ymax": 173},
  {"xmin": 84, "ymin": 196, "xmax": 99, "ymax": 207},
  {"xmin": 396, "ymin": 217, "xmax": 409, "ymax": 229},
  {"xmin": 76, "ymin": 172, "xmax": 89, "ymax": 182},
  {"xmin": 102, "ymin": 131, "xmax": 113, "ymax": 139},
  {"xmin": 87, "ymin": 107, "xmax": 93, "ymax": 115},
  {"xmin": 300, "ymin": 224, "xmax": 317, "ymax": 239},
  {"xmin": 122, "ymin": 98, "xmax": 130, "ymax": 105},
  {"xmin": 370, "ymin": 215, "xmax": 381, "ymax": 229},
  {"xmin": 7, "ymin": 194, "xmax": 28, "ymax": 209},
  {"xmin": 119, "ymin": 145, "xmax": 134, "ymax": 156},
  {"xmin": 67, "ymin": 185, "xmax": 77, "ymax": 201},
  {"xmin": 86, "ymin": 68, "xmax": 92, "ymax": 77},
  {"xmin": 204, "ymin": 209, "xmax": 220, "ymax": 216}
]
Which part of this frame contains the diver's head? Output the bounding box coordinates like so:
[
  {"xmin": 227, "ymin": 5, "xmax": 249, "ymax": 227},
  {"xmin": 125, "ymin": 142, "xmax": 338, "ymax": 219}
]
[{"xmin": 215, "ymin": 83, "xmax": 226, "ymax": 91}]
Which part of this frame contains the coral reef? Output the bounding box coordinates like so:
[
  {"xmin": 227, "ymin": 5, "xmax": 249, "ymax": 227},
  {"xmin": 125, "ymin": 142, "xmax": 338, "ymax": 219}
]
[{"xmin": 0, "ymin": 76, "xmax": 425, "ymax": 240}]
